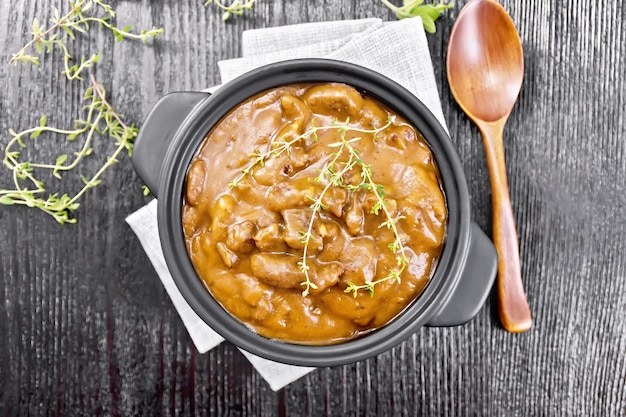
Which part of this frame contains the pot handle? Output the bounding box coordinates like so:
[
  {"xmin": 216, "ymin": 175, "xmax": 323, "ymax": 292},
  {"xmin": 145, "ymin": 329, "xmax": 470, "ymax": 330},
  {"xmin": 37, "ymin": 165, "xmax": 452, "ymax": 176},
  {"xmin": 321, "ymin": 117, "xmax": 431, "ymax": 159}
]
[
  {"xmin": 132, "ymin": 91, "xmax": 210, "ymax": 197},
  {"xmin": 426, "ymin": 222, "xmax": 498, "ymax": 327}
]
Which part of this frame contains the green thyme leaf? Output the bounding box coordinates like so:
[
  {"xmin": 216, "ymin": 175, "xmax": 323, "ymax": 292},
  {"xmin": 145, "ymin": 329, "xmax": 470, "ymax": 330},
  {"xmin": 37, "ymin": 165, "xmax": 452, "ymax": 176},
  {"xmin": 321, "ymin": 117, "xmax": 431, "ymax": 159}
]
[
  {"xmin": 0, "ymin": 195, "xmax": 15, "ymax": 206},
  {"xmin": 380, "ymin": 0, "xmax": 453, "ymax": 33}
]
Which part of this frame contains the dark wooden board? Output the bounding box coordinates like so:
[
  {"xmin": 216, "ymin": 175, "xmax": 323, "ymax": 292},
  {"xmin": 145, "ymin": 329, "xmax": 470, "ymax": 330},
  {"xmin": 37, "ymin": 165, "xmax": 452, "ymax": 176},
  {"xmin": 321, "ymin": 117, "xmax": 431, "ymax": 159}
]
[{"xmin": 1, "ymin": 0, "xmax": 625, "ymax": 415}]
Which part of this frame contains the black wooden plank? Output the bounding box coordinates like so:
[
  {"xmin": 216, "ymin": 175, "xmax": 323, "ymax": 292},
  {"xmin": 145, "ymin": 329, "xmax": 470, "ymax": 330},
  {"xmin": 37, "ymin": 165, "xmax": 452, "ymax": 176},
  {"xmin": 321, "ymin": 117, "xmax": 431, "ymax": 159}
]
[{"xmin": 0, "ymin": 0, "xmax": 625, "ymax": 416}]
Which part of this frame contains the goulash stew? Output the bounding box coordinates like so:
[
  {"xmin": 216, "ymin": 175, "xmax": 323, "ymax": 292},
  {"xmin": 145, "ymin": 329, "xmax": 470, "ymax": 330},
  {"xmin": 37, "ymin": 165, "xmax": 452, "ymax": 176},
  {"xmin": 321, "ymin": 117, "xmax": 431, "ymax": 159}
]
[{"xmin": 182, "ymin": 83, "xmax": 447, "ymax": 344}]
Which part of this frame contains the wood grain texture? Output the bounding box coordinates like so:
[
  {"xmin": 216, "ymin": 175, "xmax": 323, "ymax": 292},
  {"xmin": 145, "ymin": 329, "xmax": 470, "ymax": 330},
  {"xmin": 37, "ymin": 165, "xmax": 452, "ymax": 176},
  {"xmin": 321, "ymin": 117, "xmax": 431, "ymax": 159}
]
[{"xmin": 0, "ymin": 0, "xmax": 624, "ymax": 416}]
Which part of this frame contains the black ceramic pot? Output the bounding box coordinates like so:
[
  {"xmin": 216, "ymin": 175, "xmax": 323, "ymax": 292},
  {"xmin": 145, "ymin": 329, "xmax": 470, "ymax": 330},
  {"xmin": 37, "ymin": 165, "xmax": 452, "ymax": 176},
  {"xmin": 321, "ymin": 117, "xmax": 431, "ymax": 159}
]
[{"xmin": 132, "ymin": 59, "xmax": 497, "ymax": 367}]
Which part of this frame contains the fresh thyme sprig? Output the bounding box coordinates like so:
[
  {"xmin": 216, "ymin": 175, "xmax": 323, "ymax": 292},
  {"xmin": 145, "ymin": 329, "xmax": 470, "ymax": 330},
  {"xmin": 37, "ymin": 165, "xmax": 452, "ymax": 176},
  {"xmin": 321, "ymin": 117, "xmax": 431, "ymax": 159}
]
[
  {"xmin": 9, "ymin": 0, "xmax": 163, "ymax": 80},
  {"xmin": 341, "ymin": 139, "xmax": 410, "ymax": 297},
  {"xmin": 229, "ymin": 118, "xmax": 394, "ymax": 190},
  {"xmin": 2, "ymin": 1, "xmax": 163, "ymax": 222},
  {"xmin": 204, "ymin": 0, "xmax": 256, "ymax": 21},
  {"xmin": 230, "ymin": 116, "xmax": 409, "ymax": 297},
  {"xmin": 297, "ymin": 132, "xmax": 361, "ymax": 296},
  {"xmin": 314, "ymin": 120, "xmax": 409, "ymax": 298},
  {"xmin": 203, "ymin": 0, "xmax": 451, "ymax": 30},
  {"xmin": 379, "ymin": 0, "xmax": 454, "ymax": 33},
  {"xmin": 0, "ymin": 75, "xmax": 138, "ymax": 224},
  {"xmin": 228, "ymin": 131, "xmax": 308, "ymax": 190}
]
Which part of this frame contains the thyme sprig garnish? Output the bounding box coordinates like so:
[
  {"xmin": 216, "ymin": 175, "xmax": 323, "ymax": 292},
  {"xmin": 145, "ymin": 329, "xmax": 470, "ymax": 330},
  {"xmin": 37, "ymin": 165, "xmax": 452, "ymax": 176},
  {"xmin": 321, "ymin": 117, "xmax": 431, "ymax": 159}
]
[
  {"xmin": 203, "ymin": 0, "xmax": 451, "ymax": 31},
  {"xmin": 204, "ymin": 0, "xmax": 256, "ymax": 21},
  {"xmin": 297, "ymin": 132, "xmax": 361, "ymax": 297},
  {"xmin": 380, "ymin": 0, "xmax": 453, "ymax": 33},
  {"xmin": 2, "ymin": 1, "xmax": 163, "ymax": 222},
  {"xmin": 0, "ymin": 75, "xmax": 137, "ymax": 224},
  {"xmin": 230, "ymin": 117, "xmax": 410, "ymax": 297},
  {"xmin": 9, "ymin": 0, "xmax": 163, "ymax": 80},
  {"xmin": 340, "ymin": 139, "xmax": 410, "ymax": 297}
]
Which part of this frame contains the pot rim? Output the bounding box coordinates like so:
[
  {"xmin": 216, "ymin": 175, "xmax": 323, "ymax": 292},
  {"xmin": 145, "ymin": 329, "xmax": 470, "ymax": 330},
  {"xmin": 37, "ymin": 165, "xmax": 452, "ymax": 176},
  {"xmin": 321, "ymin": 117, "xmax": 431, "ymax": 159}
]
[{"xmin": 156, "ymin": 59, "xmax": 471, "ymax": 366}]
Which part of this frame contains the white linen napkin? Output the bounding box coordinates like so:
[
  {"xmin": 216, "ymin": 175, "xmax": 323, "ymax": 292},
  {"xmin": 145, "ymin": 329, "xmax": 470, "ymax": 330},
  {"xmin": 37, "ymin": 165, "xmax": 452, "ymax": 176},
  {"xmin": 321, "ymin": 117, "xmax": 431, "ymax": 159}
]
[{"xmin": 126, "ymin": 16, "xmax": 448, "ymax": 391}]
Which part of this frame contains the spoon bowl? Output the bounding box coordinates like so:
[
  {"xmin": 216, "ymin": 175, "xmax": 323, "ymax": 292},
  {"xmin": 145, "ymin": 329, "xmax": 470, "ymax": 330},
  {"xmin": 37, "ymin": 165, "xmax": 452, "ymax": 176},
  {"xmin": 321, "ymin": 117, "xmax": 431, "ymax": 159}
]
[
  {"xmin": 448, "ymin": 1, "xmax": 524, "ymax": 122},
  {"xmin": 447, "ymin": 0, "xmax": 532, "ymax": 333}
]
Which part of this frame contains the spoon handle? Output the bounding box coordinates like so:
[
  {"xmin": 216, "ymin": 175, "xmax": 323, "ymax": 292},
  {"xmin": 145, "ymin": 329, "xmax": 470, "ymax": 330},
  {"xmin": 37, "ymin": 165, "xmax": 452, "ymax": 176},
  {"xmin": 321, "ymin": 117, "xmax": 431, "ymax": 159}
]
[{"xmin": 479, "ymin": 120, "xmax": 532, "ymax": 333}]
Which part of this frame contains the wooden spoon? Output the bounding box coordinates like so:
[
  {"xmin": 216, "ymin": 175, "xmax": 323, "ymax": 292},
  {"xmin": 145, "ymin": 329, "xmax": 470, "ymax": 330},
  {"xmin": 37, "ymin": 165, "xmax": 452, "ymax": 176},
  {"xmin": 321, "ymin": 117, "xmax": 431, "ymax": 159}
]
[{"xmin": 447, "ymin": 0, "xmax": 532, "ymax": 332}]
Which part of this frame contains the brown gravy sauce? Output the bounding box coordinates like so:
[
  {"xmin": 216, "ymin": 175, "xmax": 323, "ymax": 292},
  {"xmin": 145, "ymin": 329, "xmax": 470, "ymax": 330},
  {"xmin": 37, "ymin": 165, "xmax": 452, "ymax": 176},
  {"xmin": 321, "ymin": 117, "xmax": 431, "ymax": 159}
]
[{"xmin": 182, "ymin": 83, "xmax": 447, "ymax": 344}]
